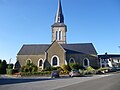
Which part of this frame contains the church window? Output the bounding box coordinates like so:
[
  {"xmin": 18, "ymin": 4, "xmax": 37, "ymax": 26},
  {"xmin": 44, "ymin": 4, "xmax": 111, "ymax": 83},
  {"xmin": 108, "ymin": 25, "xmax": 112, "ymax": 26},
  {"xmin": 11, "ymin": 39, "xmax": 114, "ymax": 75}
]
[
  {"xmin": 26, "ymin": 59, "xmax": 32, "ymax": 65},
  {"xmin": 51, "ymin": 55, "xmax": 59, "ymax": 66},
  {"xmin": 38, "ymin": 59, "xmax": 43, "ymax": 67},
  {"xmin": 56, "ymin": 31, "xmax": 58, "ymax": 40},
  {"xmin": 69, "ymin": 58, "xmax": 75, "ymax": 63},
  {"xmin": 83, "ymin": 58, "xmax": 89, "ymax": 67},
  {"xmin": 53, "ymin": 57, "xmax": 57, "ymax": 65},
  {"xmin": 59, "ymin": 31, "xmax": 62, "ymax": 40}
]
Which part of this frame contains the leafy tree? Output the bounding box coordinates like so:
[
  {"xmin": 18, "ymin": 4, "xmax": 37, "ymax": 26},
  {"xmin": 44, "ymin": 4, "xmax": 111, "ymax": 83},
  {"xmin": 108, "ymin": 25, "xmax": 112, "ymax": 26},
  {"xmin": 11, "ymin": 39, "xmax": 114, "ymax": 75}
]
[
  {"xmin": 0, "ymin": 60, "xmax": 7, "ymax": 74},
  {"xmin": 2, "ymin": 60, "xmax": 7, "ymax": 74},
  {"xmin": 0, "ymin": 59, "xmax": 2, "ymax": 64}
]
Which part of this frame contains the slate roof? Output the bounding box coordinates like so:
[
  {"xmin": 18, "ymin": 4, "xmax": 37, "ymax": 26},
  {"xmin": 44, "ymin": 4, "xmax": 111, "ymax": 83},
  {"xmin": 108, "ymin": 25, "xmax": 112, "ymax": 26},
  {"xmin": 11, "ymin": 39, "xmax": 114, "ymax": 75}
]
[
  {"xmin": 17, "ymin": 44, "xmax": 49, "ymax": 55},
  {"xmin": 17, "ymin": 43, "xmax": 97, "ymax": 55},
  {"xmin": 61, "ymin": 43, "xmax": 97, "ymax": 54},
  {"xmin": 98, "ymin": 54, "xmax": 120, "ymax": 59}
]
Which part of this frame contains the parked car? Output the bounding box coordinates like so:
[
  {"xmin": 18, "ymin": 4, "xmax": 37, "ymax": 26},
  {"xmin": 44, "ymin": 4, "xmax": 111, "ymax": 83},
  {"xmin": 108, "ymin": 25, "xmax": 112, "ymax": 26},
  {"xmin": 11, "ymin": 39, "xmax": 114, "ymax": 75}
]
[
  {"xmin": 51, "ymin": 70, "xmax": 59, "ymax": 78},
  {"xmin": 69, "ymin": 69, "xmax": 80, "ymax": 77},
  {"xmin": 109, "ymin": 67, "xmax": 120, "ymax": 72}
]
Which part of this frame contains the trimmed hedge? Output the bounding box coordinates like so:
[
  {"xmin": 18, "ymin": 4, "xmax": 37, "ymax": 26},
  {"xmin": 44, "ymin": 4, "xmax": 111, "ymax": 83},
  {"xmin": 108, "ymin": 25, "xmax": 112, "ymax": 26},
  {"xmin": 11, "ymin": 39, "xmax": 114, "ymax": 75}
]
[{"xmin": 21, "ymin": 71, "xmax": 51, "ymax": 77}]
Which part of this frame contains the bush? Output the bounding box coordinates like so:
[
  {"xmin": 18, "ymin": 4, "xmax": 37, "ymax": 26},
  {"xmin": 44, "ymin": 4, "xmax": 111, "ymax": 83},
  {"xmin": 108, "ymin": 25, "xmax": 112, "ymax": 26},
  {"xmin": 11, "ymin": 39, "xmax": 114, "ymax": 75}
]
[
  {"xmin": 20, "ymin": 63, "xmax": 38, "ymax": 73},
  {"xmin": 96, "ymin": 67, "xmax": 110, "ymax": 74},
  {"xmin": 61, "ymin": 64, "xmax": 70, "ymax": 74},
  {"xmin": 69, "ymin": 63, "xmax": 80, "ymax": 70},
  {"xmin": 84, "ymin": 66, "xmax": 96, "ymax": 75},
  {"xmin": 6, "ymin": 69, "xmax": 13, "ymax": 75},
  {"xmin": 44, "ymin": 67, "xmax": 52, "ymax": 71},
  {"xmin": 44, "ymin": 66, "xmax": 60, "ymax": 71},
  {"xmin": 7, "ymin": 64, "xmax": 13, "ymax": 69},
  {"xmin": 21, "ymin": 71, "xmax": 51, "ymax": 77}
]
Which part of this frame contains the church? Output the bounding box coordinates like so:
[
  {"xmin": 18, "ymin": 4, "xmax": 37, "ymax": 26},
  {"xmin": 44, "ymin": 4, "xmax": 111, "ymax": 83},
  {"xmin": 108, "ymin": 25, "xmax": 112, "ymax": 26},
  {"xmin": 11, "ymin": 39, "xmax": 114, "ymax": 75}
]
[{"xmin": 16, "ymin": 0, "xmax": 100, "ymax": 70}]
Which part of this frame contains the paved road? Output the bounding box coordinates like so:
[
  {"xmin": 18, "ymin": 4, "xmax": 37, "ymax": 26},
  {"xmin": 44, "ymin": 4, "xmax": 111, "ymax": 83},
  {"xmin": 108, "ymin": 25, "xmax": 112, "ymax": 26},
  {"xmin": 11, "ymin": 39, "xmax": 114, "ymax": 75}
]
[
  {"xmin": 55, "ymin": 73, "xmax": 120, "ymax": 90},
  {"xmin": 0, "ymin": 74, "xmax": 119, "ymax": 90}
]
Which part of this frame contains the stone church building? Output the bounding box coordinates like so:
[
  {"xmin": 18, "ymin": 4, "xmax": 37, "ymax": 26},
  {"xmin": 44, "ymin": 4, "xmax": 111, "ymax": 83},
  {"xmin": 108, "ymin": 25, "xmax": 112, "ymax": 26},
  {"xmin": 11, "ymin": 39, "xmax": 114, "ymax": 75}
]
[{"xmin": 16, "ymin": 0, "xmax": 99, "ymax": 70}]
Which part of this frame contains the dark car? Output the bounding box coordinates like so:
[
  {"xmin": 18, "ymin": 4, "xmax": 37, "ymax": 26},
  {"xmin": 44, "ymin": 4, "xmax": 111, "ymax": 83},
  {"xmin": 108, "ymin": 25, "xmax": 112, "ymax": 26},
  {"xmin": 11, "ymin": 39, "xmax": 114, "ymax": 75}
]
[
  {"xmin": 51, "ymin": 70, "xmax": 59, "ymax": 78},
  {"xmin": 69, "ymin": 69, "xmax": 80, "ymax": 77}
]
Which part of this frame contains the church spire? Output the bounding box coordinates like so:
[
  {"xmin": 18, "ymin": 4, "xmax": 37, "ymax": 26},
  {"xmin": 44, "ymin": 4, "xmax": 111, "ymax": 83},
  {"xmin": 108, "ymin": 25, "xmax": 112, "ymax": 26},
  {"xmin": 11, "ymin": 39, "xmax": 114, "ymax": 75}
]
[
  {"xmin": 52, "ymin": 0, "xmax": 67, "ymax": 44},
  {"xmin": 55, "ymin": 0, "xmax": 64, "ymax": 23}
]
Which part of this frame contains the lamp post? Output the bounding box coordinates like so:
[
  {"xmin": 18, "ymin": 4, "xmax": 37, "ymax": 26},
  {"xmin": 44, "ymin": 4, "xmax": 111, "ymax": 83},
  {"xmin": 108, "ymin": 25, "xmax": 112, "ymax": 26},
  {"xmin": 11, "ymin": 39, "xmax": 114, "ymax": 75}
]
[{"xmin": 9, "ymin": 58, "xmax": 12, "ymax": 64}]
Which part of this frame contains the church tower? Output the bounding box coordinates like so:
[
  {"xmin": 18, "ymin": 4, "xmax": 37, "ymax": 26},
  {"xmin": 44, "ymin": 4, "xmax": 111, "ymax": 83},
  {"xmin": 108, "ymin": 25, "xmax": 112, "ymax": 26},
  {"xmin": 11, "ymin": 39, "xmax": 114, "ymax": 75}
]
[{"xmin": 51, "ymin": 0, "xmax": 67, "ymax": 44}]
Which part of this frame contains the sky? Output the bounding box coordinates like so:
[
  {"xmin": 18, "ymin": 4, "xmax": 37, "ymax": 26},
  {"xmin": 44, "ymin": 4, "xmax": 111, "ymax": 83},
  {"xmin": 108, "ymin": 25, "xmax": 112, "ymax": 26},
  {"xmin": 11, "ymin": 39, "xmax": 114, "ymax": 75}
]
[{"xmin": 0, "ymin": 0, "xmax": 120, "ymax": 64}]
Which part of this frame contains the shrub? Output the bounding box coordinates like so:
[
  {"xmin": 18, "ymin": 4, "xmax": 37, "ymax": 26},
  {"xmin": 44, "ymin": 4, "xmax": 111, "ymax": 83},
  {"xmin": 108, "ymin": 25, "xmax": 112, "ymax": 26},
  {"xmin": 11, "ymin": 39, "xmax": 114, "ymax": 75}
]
[
  {"xmin": 21, "ymin": 71, "xmax": 51, "ymax": 77},
  {"xmin": 44, "ymin": 67, "xmax": 52, "ymax": 71},
  {"xmin": 7, "ymin": 64, "xmax": 13, "ymax": 69},
  {"xmin": 84, "ymin": 66, "xmax": 96, "ymax": 75},
  {"xmin": 61, "ymin": 64, "xmax": 70, "ymax": 74},
  {"xmin": 20, "ymin": 63, "xmax": 38, "ymax": 73},
  {"xmin": 96, "ymin": 67, "xmax": 110, "ymax": 74},
  {"xmin": 44, "ymin": 66, "xmax": 60, "ymax": 71},
  {"xmin": 69, "ymin": 63, "xmax": 80, "ymax": 70},
  {"xmin": 6, "ymin": 69, "xmax": 13, "ymax": 75}
]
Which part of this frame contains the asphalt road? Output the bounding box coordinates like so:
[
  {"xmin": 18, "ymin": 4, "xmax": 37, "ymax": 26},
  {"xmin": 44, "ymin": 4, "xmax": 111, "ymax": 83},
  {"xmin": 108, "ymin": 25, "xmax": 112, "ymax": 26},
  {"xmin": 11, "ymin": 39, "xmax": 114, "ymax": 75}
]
[
  {"xmin": 0, "ymin": 73, "xmax": 119, "ymax": 90},
  {"xmin": 55, "ymin": 73, "xmax": 120, "ymax": 90}
]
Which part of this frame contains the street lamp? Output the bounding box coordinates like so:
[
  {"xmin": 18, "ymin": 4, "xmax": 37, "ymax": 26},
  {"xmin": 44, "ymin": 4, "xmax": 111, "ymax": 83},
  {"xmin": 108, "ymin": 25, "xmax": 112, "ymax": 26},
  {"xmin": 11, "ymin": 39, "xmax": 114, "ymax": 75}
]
[{"xmin": 9, "ymin": 58, "xmax": 12, "ymax": 64}]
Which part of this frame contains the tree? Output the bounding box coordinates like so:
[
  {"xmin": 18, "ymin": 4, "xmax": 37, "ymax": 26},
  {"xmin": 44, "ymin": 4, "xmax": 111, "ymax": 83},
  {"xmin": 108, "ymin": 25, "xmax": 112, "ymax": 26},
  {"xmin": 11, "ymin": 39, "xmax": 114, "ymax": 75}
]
[
  {"xmin": 0, "ymin": 60, "xmax": 7, "ymax": 74},
  {"xmin": 2, "ymin": 60, "xmax": 7, "ymax": 74},
  {"xmin": 0, "ymin": 59, "xmax": 2, "ymax": 64}
]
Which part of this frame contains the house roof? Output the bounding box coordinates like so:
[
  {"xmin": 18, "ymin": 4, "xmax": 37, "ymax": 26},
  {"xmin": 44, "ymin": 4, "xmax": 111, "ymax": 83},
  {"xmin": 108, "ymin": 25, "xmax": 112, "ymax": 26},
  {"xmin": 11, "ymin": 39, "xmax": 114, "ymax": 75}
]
[
  {"xmin": 17, "ymin": 43, "xmax": 97, "ymax": 55},
  {"xmin": 98, "ymin": 54, "xmax": 120, "ymax": 59}
]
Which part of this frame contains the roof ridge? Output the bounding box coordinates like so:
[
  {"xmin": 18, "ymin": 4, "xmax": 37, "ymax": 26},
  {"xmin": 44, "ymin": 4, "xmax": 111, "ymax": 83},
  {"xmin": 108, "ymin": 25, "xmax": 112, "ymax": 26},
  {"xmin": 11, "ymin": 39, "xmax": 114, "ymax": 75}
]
[
  {"xmin": 61, "ymin": 43, "xmax": 92, "ymax": 45},
  {"xmin": 23, "ymin": 44, "xmax": 50, "ymax": 46}
]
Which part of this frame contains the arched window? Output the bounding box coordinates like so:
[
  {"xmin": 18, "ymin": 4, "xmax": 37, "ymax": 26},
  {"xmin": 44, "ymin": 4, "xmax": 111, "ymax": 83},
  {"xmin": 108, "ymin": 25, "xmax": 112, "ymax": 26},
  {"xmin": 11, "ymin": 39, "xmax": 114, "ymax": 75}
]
[
  {"xmin": 83, "ymin": 58, "xmax": 89, "ymax": 67},
  {"xmin": 69, "ymin": 58, "xmax": 75, "ymax": 63},
  {"xmin": 51, "ymin": 55, "xmax": 59, "ymax": 66},
  {"xmin": 56, "ymin": 31, "xmax": 58, "ymax": 40},
  {"xmin": 59, "ymin": 31, "xmax": 62, "ymax": 40},
  {"xmin": 53, "ymin": 57, "xmax": 57, "ymax": 66},
  {"xmin": 38, "ymin": 60, "xmax": 43, "ymax": 67},
  {"xmin": 26, "ymin": 59, "xmax": 32, "ymax": 65}
]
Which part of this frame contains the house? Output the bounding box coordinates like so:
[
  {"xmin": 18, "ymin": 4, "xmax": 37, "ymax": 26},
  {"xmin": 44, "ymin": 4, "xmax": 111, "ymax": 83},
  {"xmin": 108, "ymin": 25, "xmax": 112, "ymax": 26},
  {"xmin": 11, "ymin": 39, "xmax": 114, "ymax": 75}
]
[
  {"xmin": 16, "ymin": 0, "xmax": 100, "ymax": 70},
  {"xmin": 98, "ymin": 53, "xmax": 120, "ymax": 68}
]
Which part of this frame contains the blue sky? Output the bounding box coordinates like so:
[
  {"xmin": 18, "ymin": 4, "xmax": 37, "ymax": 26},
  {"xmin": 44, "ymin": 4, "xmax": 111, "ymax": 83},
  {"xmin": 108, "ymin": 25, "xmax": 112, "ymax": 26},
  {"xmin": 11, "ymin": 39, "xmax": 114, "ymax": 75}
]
[{"xmin": 0, "ymin": 0, "xmax": 120, "ymax": 63}]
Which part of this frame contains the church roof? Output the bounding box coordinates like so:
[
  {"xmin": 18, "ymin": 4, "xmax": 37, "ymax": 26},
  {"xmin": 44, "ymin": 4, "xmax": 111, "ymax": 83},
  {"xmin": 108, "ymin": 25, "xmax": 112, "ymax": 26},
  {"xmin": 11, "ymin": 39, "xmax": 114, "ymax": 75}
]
[
  {"xmin": 17, "ymin": 43, "xmax": 97, "ymax": 55},
  {"xmin": 61, "ymin": 43, "xmax": 97, "ymax": 55},
  {"xmin": 17, "ymin": 44, "xmax": 49, "ymax": 55}
]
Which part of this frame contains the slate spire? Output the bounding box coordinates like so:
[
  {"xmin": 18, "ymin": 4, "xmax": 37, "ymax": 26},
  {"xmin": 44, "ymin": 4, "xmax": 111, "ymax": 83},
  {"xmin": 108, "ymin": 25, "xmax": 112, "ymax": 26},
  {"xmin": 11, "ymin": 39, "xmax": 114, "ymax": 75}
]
[{"xmin": 55, "ymin": 0, "xmax": 64, "ymax": 23}]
